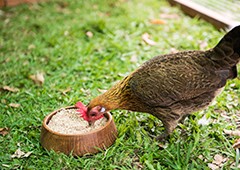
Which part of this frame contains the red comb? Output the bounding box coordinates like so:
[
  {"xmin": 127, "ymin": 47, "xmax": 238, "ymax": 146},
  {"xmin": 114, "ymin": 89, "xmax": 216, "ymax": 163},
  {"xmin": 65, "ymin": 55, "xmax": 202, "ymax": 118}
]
[{"xmin": 75, "ymin": 101, "xmax": 88, "ymax": 121}]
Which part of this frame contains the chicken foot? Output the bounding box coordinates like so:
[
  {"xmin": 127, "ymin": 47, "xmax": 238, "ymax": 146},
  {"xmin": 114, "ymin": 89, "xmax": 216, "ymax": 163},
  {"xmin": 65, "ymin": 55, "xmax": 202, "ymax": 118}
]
[
  {"xmin": 156, "ymin": 119, "xmax": 179, "ymax": 141},
  {"xmin": 154, "ymin": 112, "xmax": 189, "ymax": 141}
]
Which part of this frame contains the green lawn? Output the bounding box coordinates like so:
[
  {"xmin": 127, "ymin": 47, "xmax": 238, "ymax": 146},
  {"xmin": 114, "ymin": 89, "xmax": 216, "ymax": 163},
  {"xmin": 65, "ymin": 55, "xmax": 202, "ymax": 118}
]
[{"xmin": 0, "ymin": 0, "xmax": 239, "ymax": 169}]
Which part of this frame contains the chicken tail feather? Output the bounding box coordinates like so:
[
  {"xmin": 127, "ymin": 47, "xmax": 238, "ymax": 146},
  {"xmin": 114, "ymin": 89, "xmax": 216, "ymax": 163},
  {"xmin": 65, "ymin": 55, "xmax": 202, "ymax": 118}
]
[
  {"xmin": 212, "ymin": 26, "xmax": 240, "ymax": 62},
  {"xmin": 211, "ymin": 25, "xmax": 240, "ymax": 78}
]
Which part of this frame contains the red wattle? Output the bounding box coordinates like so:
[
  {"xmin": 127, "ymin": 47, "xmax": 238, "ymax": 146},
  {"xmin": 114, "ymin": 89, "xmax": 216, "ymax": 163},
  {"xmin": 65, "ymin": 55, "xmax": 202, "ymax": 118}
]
[{"xmin": 75, "ymin": 101, "xmax": 88, "ymax": 120}]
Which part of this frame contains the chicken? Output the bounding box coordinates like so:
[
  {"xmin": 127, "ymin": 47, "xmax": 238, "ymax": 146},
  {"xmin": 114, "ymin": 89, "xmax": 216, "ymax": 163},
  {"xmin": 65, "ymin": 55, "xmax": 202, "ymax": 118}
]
[{"xmin": 79, "ymin": 25, "xmax": 240, "ymax": 140}]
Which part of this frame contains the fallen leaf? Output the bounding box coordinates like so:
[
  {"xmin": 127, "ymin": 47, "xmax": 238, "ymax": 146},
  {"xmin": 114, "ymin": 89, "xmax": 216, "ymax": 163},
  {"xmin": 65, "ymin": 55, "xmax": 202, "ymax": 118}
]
[
  {"xmin": 160, "ymin": 13, "xmax": 180, "ymax": 19},
  {"xmin": 56, "ymin": 5, "xmax": 70, "ymax": 14},
  {"xmin": 5, "ymin": 58, "xmax": 10, "ymax": 62},
  {"xmin": 0, "ymin": 127, "xmax": 9, "ymax": 136},
  {"xmin": 212, "ymin": 154, "xmax": 224, "ymax": 165},
  {"xmin": 198, "ymin": 155, "xmax": 203, "ymax": 160},
  {"xmin": 9, "ymin": 103, "xmax": 20, "ymax": 108},
  {"xmin": 230, "ymin": 83, "xmax": 236, "ymax": 87},
  {"xmin": 208, "ymin": 154, "xmax": 228, "ymax": 169},
  {"xmin": 199, "ymin": 40, "xmax": 208, "ymax": 50},
  {"xmin": 224, "ymin": 129, "xmax": 240, "ymax": 137},
  {"xmin": 231, "ymin": 162, "xmax": 240, "ymax": 169},
  {"xmin": 150, "ymin": 19, "xmax": 165, "ymax": 25},
  {"xmin": 4, "ymin": 18, "xmax": 10, "ymax": 24},
  {"xmin": 233, "ymin": 138, "xmax": 240, "ymax": 149},
  {"xmin": 57, "ymin": 1, "xmax": 68, "ymax": 8},
  {"xmin": 208, "ymin": 163, "xmax": 219, "ymax": 170},
  {"xmin": 132, "ymin": 156, "xmax": 144, "ymax": 169},
  {"xmin": 198, "ymin": 116, "xmax": 211, "ymax": 126},
  {"xmin": 142, "ymin": 33, "xmax": 156, "ymax": 46},
  {"xmin": 23, "ymin": 61, "xmax": 29, "ymax": 66},
  {"xmin": 12, "ymin": 149, "xmax": 32, "ymax": 158},
  {"xmin": 170, "ymin": 48, "xmax": 179, "ymax": 54},
  {"xmin": 1, "ymin": 57, "xmax": 10, "ymax": 64},
  {"xmin": 28, "ymin": 44, "xmax": 36, "ymax": 50},
  {"xmin": 86, "ymin": 31, "xmax": 93, "ymax": 38},
  {"xmin": 158, "ymin": 143, "xmax": 167, "ymax": 149},
  {"xmin": 220, "ymin": 112, "xmax": 232, "ymax": 120},
  {"xmin": 80, "ymin": 88, "xmax": 91, "ymax": 96},
  {"xmin": 2, "ymin": 86, "xmax": 19, "ymax": 92},
  {"xmin": 2, "ymin": 164, "xmax": 10, "ymax": 168},
  {"xmin": 11, "ymin": 148, "xmax": 32, "ymax": 158},
  {"xmin": 130, "ymin": 55, "xmax": 138, "ymax": 63},
  {"xmin": 98, "ymin": 89, "xmax": 107, "ymax": 93},
  {"xmin": 23, "ymin": 151, "xmax": 32, "ymax": 157},
  {"xmin": 93, "ymin": 5, "xmax": 98, "ymax": 9},
  {"xmin": 60, "ymin": 87, "xmax": 71, "ymax": 95},
  {"xmin": 1, "ymin": 99, "xmax": 7, "ymax": 104},
  {"xmin": 29, "ymin": 72, "xmax": 44, "ymax": 85},
  {"xmin": 64, "ymin": 30, "xmax": 69, "ymax": 36}
]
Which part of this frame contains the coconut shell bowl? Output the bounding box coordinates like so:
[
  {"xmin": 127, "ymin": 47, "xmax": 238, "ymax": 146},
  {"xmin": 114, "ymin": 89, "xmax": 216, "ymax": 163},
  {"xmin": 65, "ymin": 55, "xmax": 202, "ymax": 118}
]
[{"xmin": 40, "ymin": 106, "xmax": 118, "ymax": 156}]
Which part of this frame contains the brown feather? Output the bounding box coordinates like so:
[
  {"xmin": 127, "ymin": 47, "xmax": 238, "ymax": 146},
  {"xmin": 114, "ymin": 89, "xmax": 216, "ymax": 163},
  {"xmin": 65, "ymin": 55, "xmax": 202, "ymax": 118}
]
[{"xmin": 88, "ymin": 25, "xmax": 240, "ymax": 139}]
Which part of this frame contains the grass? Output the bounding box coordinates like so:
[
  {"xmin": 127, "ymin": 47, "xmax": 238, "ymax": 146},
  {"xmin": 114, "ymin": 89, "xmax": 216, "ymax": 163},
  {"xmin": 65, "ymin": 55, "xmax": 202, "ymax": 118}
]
[{"xmin": 0, "ymin": 0, "xmax": 239, "ymax": 169}]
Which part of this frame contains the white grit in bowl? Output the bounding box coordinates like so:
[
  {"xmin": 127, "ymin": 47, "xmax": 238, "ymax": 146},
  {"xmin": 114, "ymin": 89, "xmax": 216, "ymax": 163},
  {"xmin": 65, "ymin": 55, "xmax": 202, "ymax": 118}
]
[{"xmin": 47, "ymin": 109, "xmax": 107, "ymax": 134}]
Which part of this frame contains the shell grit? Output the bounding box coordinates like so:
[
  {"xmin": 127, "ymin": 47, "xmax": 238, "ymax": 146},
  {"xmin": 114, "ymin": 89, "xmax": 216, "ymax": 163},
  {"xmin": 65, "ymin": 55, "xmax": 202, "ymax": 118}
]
[{"xmin": 47, "ymin": 109, "xmax": 107, "ymax": 134}]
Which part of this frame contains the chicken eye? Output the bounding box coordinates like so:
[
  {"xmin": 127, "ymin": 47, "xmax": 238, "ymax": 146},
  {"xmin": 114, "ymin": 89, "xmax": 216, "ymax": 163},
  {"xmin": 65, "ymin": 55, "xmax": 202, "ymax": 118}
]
[
  {"xmin": 90, "ymin": 112, "xmax": 97, "ymax": 117},
  {"xmin": 100, "ymin": 107, "xmax": 106, "ymax": 113}
]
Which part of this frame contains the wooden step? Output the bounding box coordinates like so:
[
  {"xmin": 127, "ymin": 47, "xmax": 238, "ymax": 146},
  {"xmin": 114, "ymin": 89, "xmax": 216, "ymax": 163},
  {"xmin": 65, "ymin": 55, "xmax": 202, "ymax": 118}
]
[{"xmin": 168, "ymin": 0, "xmax": 240, "ymax": 30}]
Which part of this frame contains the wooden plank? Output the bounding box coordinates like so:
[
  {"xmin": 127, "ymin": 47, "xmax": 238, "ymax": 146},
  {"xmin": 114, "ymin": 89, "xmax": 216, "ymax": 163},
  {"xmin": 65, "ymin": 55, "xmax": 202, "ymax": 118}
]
[
  {"xmin": 168, "ymin": 0, "xmax": 240, "ymax": 30},
  {"xmin": 0, "ymin": 0, "xmax": 6, "ymax": 7},
  {"xmin": 0, "ymin": 0, "xmax": 41, "ymax": 7}
]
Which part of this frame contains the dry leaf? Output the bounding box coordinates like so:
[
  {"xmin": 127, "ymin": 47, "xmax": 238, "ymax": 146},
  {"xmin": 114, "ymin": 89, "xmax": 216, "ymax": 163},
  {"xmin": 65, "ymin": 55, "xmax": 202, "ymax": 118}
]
[
  {"xmin": 23, "ymin": 151, "xmax": 32, "ymax": 157},
  {"xmin": 57, "ymin": 1, "xmax": 68, "ymax": 8},
  {"xmin": 11, "ymin": 148, "xmax": 25, "ymax": 158},
  {"xmin": 208, "ymin": 163, "xmax": 219, "ymax": 170},
  {"xmin": 2, "ymin": 57, "xmax": 10, "ymax": 63},
  {"xmin": 98, "ymin": 89, "xmax": 107, "ymax": 93},
  {"xmin": 64, "ymin": 30, "xmax": 69, "ymax": 36},
  {"xmin": 199, "ymin": 40, "xmax": 208, "ymax": 50},
  {"xmin": 131, "ymin": 156, "xmax": 144, "ymax": 170},
  {"xmin": 93, "ymin": 5, "xmax": 98, "ymax": 9},
  {"xmin": 160, "ymin": 13, "xmax": 180, "ymax": 19},
  {"xmin": 3, "ymin": 86, "xmax": 19, "ymax": 92},
  {"xmin": 23, "ymin": 61, "xmax": 29, "ymax": 66},
  {"xmin": 130, "ymin": 55, "xmax": 138, "ymax": 63},
  {"xmin": 1, "ymin": 99, "xmax": 7, "ymax": 104},
  {"xmin": 212, "ymin": 154, "xmax": 224, "ymax": 165},
  {"xmin": 80, "ymin": 88, "xmax": 91, "ymax": 96},
  {"xmin": 233, "ymin": 138, "xmax": 240, "ymax": 149},
  {"xmin": 60, "ymin": 87, "xmax": 71, "ymax": 95},
  {"xmin": 198, "ymin": 116, "xmax": 211, "ymax": 126},
  {"xmin": 29, "ymin": 72, "xmax": 45, "ymax": 85},
  {"xmin": 142, "ymin": 33, "xmax": 156, "ymax": 46},
  {"xmin": 158, "ymin": 143, "xmax": 167, "ymax": 149},
  {"xmin": 208, "ymin": 154, "xmax": 228, "ymax": 169},
  {"xmin": 0, "ymin": 127, "xmax": 9, "ymax": 136},
  {"xmin": 86, "ymin": 31, "xmax": 93, "ymax": 38},
  {"xmin": 170, "ymin": 48, "xmax": 179, "ymax": 54},
  {"xmin": 9, "ymin": 103, "xmax": 20, "ymax": 108},
  {"xmin": 28, "ymin": 44, "xmax": 36, "ymax": 50},
  {"xmin": 11, "ymin": 148, "xmax": 32, "ymax": 158},
  {"xmin": 2, "ymin": 164, "xmax": 10, "ymax": 168},
  {"xmin": 224, "ymin": 129, "xmax": 240, "ymax": 137},
  {"xmin": 220, "ymin": 112, "xmax": 232, "ymax": 120},
  {"xmin": 198, "ymin": 155, "xmax": 204, "ymax": 160},
  {"xmin": 150, "ymin": 19, "xmax": 165, "ymax": 25}
]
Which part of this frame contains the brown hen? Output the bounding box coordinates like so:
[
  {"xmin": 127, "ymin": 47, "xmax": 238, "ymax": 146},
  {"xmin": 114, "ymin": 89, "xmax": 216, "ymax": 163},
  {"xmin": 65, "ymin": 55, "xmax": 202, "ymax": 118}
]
[{"xmin": 86, "ymin": 26, "xmax": 240, "ymax": 140}]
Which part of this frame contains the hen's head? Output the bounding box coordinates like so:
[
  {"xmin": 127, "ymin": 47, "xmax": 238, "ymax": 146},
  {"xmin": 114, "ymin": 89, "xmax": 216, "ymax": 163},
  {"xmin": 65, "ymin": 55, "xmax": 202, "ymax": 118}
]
[{"xmin": 75, "ymin": 101, "xmax": 105, "ymax": 123}]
